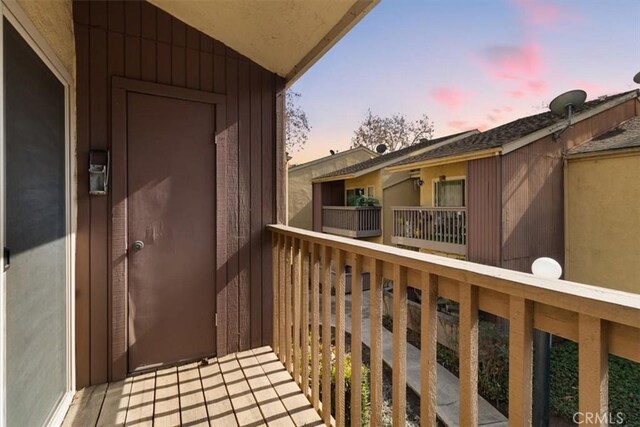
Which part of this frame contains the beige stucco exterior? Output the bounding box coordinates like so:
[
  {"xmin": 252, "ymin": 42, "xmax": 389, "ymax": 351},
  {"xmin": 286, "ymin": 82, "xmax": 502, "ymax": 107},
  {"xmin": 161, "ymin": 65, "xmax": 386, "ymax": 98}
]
[
  {"xmin": 419, "ymin": 161, "xmax": 467, "ymax": 206},
  {"xmin": 565, "ymin": 150, "xmax": 640, "ymax": 293},
  {"xmin": 149, "ymin": 0, "xmax": 377, "ymax": 81},
  {"xmin": 383, "ymin": 177, "xmax": 420, "ymax": 245},
  {"xmin": 288, "ymin": 148, "xmax": 376, "ymax": 230},
  {"xmin": 15, "ymin": 0, "xmax": 75, "ymax": 79}
]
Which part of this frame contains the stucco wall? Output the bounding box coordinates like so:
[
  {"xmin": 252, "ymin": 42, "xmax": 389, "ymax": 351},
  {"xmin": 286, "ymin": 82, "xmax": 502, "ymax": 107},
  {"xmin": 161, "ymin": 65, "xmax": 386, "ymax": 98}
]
[
  {"xmin": 288, "ymin": 149, "xmax": 375, "ymax": 229},
  {"xmin": 16, "ymin": 0, "xmax": 75, "ymax": 78},
  {"xmin": 565, "ymin": 151, "xmax": 640, "ymax": 293},
  {"xmin": 344, "ymin": 170, "xmax": 382, "ymax": 202},
  {"xmin": 419, "ymin": 161, "xmax": 467, "ymax": 206}
]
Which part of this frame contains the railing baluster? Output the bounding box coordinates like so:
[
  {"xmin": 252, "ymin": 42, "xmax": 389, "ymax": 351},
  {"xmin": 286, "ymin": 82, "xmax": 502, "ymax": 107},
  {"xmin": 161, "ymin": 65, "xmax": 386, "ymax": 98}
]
[
  {"xmin": 321, "ymin": 245, "xmax": 332, "ymax": 425},
  {"xmin": 301, "ymin": 240, "xmax": 310, "ymax": 395},
  {"xmin": 293, "ymin": 239, "xmax": 301, "ymax": 380},
  {"xmin": 351, "ymin": 254, "xmax": 363, "ymax": 427},
  {"xmin": 459, "ymin": 284, "xmax": 479, "ymax": 426},
  {"xmin": 370, "ymin": 259, "xmax": 383, "ymax": 427},
  {"xmin": 421, "ymin": 272, "xmax": 438, "ymax": 426},
  {"xmin": 392, "ymin": 264, "xmax": 407, "ymax": 427},
  {"xmin": 282, "ymin": 236, "xmax": 291, "ymax": 368},
  {"xmin": 508, "ymin": 296, "xmax": 533, "ymax": 426},
  {"xmin": 578, "ymin": 314, "xmax": 608, "ymax": 425},
  {"xmin": 311, "ymin": 243, "xmax": 321, "ymax": 410},
  {"xmin": 272, "ymin": 233, "xmax": 280, "ymax": 354},
  {"xmin": 335, "ymin": 249, "xmax": 347, "ymax": 426}
]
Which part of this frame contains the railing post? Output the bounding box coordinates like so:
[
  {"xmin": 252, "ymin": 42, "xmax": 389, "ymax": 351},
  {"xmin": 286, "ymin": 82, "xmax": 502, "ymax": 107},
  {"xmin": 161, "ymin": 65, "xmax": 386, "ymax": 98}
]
[
  {"xmin": 578, "ymin": 314, "xmax": 608, "ymax": 426},
  {"xmin": 459, "ymin": 284, "xmax": 479, "ymax": 426},
  {"xmin": 293, "ymin": 239, "xmax": 302, "ymax": 382},
  {"xmin": 392, "ymin": 264, "xmax": 407, "ymax": 427},
  {"xmin": 310, "ymin": 243, "xmax": 321, "ymax": 410},
  {"xmin": 351, "ymin": 254, "xmax": 363, "ymax": 427},
  {"xmin": 272, "ymin": 233, "xmax": 280, "ymax": 354},
  {"xmin": 321, "ymin": 245, "xmax": 332, "ymax": 425},
  {"xmin": 421, "ymin": 273, "xmax": 438, "ymax": 426},
  {"xmin": 369, "ymin": 259, "xmax": 383, "ymax": 427},
  {"xmin": 509, "ymin": 296, "xmax": 534, "ymax": 426},
  {"xmin": 334, "ymin": 248, "xmax": 346, "ymax": 426},
  {"xmin": 278, "ymin": 235, "xmax": 287, "ymax": 365},
  {"xmin": 301, "ymin": 240, "xmax": 310, "ymax": 395}
]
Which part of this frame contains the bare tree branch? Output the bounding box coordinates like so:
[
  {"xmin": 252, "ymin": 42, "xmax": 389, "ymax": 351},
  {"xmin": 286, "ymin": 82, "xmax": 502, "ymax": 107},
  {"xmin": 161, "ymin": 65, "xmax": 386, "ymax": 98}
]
[{"xmin": 351, "ymin": 109, "xmax": 434, "ymax": 152}]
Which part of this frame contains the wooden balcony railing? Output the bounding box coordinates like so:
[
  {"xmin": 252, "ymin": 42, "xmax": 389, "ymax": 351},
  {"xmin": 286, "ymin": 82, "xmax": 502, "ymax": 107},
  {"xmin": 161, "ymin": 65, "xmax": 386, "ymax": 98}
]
[
  {"xmin": 268, "ymin": 224, "xmax": 640, "ymax": 427},
  {"xmin": 391, "ymin": 206, "xmax": 467, "ymax": 255},
  {"xmin": 322, "ymin": 206, "xmax": 381, "ymax": 238}
]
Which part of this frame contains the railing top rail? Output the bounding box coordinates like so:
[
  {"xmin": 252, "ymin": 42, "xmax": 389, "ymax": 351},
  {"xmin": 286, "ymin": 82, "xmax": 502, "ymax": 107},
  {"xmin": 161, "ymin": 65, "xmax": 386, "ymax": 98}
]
[
  {"xmin": 268, "ymin": 224, "xmax": 640, "ymax": 328},
  {"xmin": 391, "ymin": 206, "xmax": 467, "ymax": 212},
  {"xmin": 322, "ymin": 205, "xmax": 381, "ymax": 211}
]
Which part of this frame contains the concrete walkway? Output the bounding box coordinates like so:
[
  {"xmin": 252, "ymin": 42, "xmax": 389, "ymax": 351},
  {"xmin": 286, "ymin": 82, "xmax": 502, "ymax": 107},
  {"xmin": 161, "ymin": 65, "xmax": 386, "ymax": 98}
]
[{"xmin": 332, "ymin": 291, "xmax": 508, "ymax": 427}]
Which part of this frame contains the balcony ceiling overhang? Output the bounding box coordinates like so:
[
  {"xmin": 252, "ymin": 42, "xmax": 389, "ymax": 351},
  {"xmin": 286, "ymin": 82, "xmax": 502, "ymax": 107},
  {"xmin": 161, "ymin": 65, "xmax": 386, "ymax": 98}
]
[{"xmin": 148, "ymin": 0, "xmax": 379, "ymax": 83}]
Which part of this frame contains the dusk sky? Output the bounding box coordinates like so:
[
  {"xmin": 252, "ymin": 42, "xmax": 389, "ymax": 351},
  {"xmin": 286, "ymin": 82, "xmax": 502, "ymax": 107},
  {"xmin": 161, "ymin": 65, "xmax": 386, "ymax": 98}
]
[{"xmin": 290, "ymin": 0, "xmax": 640, "ymax": 164}]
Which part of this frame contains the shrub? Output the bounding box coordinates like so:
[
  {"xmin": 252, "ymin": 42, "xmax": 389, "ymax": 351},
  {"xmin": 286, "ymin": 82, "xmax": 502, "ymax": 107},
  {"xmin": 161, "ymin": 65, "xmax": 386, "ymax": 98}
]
[{"xmin": 316, "ymin": 344, "xmax": 371, "ymax": 425}]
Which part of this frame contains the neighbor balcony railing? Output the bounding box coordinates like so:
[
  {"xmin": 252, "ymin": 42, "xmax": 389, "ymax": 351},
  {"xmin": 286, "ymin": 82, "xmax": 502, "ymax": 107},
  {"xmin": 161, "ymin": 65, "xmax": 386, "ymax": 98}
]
[
  {"xmin": 322, "ymin": 206, "xmax": 382, "ymax": 238},
  {"xmin": 392, "ymin": 206, "xmax": 466, "ymax": 255},
  {"xmin": 268, "ymin": 224, "xmax": 640, "ymax": 427}
]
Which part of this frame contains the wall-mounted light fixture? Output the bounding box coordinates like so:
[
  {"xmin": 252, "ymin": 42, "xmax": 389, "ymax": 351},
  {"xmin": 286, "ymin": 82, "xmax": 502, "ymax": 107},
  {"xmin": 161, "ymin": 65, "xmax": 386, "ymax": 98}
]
[
  {"xmin": 416, "ymin": 178, "xmax": 424, "ymax": 186},
  {"xmin": 89, "ymin": 150, "xmax": 109, "ymax": 195}
]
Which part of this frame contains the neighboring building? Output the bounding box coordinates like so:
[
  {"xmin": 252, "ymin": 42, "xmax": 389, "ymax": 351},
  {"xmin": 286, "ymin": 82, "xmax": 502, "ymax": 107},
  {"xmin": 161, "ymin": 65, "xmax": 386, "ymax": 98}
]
[
  {"xmin": 386, "ymin": 90, "xmax": 640, "ymax": 274},
  {"xmin": 312, "ymin": 131, "xmax": 478, "ymax": 243},
  {"xmin": 288, "ymin": 146, "xmax": 377, "ymax": 229},
  {"xmin": 565, "ymin": 116, "xmax": 640, "ymax": 293}
]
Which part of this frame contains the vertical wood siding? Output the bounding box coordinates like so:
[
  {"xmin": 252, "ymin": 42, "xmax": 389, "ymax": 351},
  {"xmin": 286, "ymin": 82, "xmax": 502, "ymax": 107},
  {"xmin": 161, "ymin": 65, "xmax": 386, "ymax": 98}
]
[
  {"xmin": 73, "ymin": 0, "xmax": 283, "ymax": 387},
  {"xmin": 467, "ymin": 156, "xmax": 501, "ymax": 266},
  {"xmin": 500, "ymin": 100, "xmax": 636, "ymax": 274},
  {"xmin": 312, "ymin": 181, "xmax": 346, "ymax": 232}
]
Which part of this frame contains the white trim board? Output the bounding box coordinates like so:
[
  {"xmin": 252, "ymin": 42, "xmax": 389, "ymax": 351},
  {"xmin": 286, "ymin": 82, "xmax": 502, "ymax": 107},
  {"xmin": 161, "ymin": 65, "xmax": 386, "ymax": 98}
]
[{"xmin": 0, "ymin": 2, "xmax": 76, "ymax": 426}]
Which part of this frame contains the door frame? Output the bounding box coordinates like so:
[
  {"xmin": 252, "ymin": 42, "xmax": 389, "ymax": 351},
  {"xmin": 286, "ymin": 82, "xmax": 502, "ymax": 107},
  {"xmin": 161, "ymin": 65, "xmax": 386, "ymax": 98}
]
[
  {"xmin": 110, "ymin": 77, "xmax": 225, "ymax": 381},
  {"xmin": 0, "ymin": 1, "xmax": 76, "ymax": 426}
]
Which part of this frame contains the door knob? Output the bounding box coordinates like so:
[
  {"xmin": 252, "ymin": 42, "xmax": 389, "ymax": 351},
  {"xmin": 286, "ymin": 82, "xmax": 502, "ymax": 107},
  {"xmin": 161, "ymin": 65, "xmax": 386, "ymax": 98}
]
[{"xmin": 132, "ymin": 240, "xmax": 145, "ymax": 251}]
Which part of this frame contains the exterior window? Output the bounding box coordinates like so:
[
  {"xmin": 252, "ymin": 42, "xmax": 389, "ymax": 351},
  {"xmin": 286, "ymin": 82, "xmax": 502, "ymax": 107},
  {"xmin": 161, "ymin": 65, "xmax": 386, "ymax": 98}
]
[
  {"xmin": 434, "ymin": 179, "xmax": 465, "ymax": 207},
  {"xmin": 346, "ymin": 187, "xmax": 365, "ymax": 205},
  {"xmin": 367, "ymin": 186, "xmax": 375, "ymax": 198}
]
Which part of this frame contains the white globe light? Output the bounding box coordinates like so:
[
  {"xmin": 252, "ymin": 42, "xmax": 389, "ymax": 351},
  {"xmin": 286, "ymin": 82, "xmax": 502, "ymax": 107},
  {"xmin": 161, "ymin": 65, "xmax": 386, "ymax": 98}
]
[{"xmin": 531, "ymin": 257, "xmax": 562, "ymax": 279}]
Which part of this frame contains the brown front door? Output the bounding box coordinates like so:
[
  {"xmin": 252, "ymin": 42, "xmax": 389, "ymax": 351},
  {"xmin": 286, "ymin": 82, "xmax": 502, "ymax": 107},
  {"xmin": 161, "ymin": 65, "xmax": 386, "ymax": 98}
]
[{"xmin": 126, "ymin": 92, "xmax": 216, "ymax": 372}]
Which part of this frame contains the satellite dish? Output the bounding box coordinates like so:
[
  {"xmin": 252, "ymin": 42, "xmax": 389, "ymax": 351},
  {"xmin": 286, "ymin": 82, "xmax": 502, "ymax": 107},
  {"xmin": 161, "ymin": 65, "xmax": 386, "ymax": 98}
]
[
  {"xmin": 549, "ymin": 89, "xmax": 587, "ymax": 116},
  {"xmin": 376, "ymin": 144, "xmax": 387, "ymax": 154},
  {"xmin": 634, "ymin": 71, "xmax": 640, "ymax": 84},
  {"xmin": 531, "ymin": 257, "xmax": 562, "ymax": 280},
  {"xmin": 329, "ymin": 150, "xmax": 336, "ymax": 155}
]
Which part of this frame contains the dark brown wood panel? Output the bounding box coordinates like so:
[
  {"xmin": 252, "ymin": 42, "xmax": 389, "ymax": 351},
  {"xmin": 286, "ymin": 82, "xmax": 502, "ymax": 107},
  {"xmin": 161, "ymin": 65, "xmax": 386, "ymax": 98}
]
[
  {"xmin": 73, "ymin": 0, "xmax": 284, "ymax": 387},
  {"xmin": 467, "ymin": 156, "xmax": 501, "ymax": 266}
]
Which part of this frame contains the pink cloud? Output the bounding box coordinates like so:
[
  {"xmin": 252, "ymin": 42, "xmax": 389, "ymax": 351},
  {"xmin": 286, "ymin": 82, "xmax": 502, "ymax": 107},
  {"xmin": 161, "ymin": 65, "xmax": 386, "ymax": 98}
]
[
  {"xmin": 447, "ymin": 120, "xmax": 469, "ymax": 131},
  {"xmin": 513, "ymin": 0, "xmax": 561, "ymax": 25},
  {"xmin": 571, "ymin": 80, "xmax": 609, "ymax": 97},
  {"xmin": 431, "ymin": 87, "xmax": 472, "ymax": 109},
  {"xmin": 479, "ymin": 43, "xmax": 543, "ymax": 81},
  {"xmin": 486, "ymin": 114, "xmax": 500, "ymax": 123},
  {"xmin": 526, "ymin": 79, "xmax": 548, "ymax": 95},
  {"xmin": 509, "ymin": 90, "xmax": 525, "ymax": 98},
  {"xmin": 503, "ymin": 106, "xmax": 515, "ymax": 112}
]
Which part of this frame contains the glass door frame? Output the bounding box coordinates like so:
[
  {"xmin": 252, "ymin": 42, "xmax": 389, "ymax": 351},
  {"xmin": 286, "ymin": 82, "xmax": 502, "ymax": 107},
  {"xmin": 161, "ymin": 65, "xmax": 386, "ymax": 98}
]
[{"xmin": 0, "ymin": 1, "xmax": 75, "ymax": 425}]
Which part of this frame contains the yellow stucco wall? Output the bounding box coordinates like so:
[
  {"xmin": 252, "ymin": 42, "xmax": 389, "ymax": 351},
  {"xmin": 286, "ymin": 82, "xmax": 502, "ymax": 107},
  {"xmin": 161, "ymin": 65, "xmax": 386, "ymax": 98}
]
[
  {"xmin": 16, "ymin": 0, "xmax": 75, "ymax": 79},
  {"xmin": 419, "ymin": 161, "xmax": 467, "ymax": 206},
  {"xmin": 565, "ymin": 151, "xmax": 640, "ymax": 293},
  {"xmin": 288, "ymin": 149, "xmax": 375, "ymax": 229},
  {"xmin": 344, "ymin": 170, "xmax": 382, "ymax": 203}
]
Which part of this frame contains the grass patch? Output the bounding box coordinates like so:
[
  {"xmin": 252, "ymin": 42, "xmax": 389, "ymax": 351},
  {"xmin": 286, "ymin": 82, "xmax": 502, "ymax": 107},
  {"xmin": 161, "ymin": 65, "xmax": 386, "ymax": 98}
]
[{"xmin": 550, "ymin": 341, "xmax": 640, "ymax": 425}]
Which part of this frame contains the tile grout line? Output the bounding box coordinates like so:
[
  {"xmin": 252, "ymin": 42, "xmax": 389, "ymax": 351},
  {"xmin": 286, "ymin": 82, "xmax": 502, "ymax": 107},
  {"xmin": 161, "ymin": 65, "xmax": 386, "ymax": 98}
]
[{"xmin": 196, "ymin": 362, "xmax": 213, "ymax": 427}]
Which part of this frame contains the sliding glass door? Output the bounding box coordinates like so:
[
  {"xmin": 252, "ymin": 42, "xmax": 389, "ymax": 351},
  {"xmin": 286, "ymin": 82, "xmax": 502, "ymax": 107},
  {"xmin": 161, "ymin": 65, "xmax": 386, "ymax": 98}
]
[{"xmin": 3, "ymin": 16, "xmax": 69, "ymax": 426}]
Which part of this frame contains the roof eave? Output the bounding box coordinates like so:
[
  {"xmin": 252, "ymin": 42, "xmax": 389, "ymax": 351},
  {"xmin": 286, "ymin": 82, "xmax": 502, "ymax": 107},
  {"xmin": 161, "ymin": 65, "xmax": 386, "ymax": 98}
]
[
  {"xmin": 386, "ymin": 148, "xmax": 502, "ymax": 172},
  {"xmin": 502, "ymin": 90, "xmax": 640, "ymax": 155}
]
